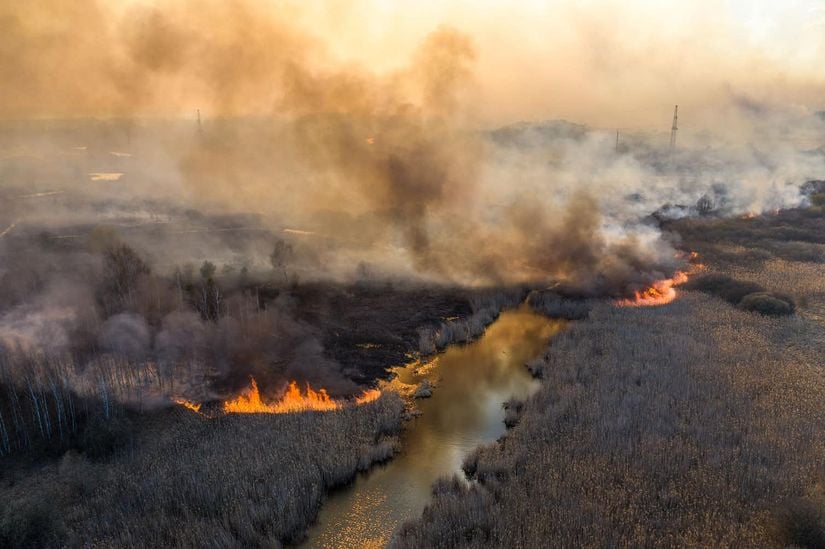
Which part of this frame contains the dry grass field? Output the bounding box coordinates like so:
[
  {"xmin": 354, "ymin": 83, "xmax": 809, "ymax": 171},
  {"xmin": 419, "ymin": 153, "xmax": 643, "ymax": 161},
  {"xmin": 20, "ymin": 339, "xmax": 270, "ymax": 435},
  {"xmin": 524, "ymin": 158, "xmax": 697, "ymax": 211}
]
[
  {"xmin": 394, "ymin": 211, "xmax": 825, "ymax": 548},
  {"xmin": 1, "ymin": 394, "xmax": 404, "ymax": 547}
]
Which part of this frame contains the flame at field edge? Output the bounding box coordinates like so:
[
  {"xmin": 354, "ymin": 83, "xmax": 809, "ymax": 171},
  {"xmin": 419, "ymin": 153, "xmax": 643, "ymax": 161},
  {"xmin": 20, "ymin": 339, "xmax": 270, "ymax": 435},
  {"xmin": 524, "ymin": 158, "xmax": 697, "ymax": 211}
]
[
  {"xmin": 617, "ymin": 250, "xmax": 705, "ymax": 307},
  {"xmin": 173, "ymin": 377, "xmax": 382, "ymax": 415},
  {"xmin": 617, "ymin": 271, "xmax": 688, "ymax": 307},
  {"xmin": 174, "ymin": 398, "xmax": 202, "ymax": 413}
]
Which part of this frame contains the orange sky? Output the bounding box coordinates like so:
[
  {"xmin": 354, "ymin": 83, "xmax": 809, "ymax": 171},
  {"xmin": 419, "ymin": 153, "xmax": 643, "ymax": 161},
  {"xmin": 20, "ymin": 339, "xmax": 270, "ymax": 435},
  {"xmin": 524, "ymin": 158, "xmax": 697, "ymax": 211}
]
[{"xmin": 3, "ymin": 0, "xmax": 824, "ymax": 128}]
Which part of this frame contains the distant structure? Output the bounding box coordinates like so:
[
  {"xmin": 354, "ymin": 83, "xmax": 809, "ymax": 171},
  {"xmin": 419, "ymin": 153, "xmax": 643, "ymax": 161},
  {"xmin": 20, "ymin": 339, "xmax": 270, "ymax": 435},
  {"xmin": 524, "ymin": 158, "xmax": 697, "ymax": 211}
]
[
  {"xmin": 615, "ymin": 130, "xmax": 620, "ymax": 152},
  {"xmin": 197, "ymin": 109, "xmax": 203, "ymax": 134},
  {"xmin": 669, "ymin": 105, "xmax": 679, "ymax": 150}
]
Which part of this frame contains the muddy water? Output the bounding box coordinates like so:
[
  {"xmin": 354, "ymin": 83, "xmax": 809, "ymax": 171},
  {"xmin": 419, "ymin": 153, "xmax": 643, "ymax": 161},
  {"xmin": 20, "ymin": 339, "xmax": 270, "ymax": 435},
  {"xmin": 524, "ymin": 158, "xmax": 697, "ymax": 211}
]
[{"xmin": 303, "ymin": 305, "xmax": 564, "ymax": 548}]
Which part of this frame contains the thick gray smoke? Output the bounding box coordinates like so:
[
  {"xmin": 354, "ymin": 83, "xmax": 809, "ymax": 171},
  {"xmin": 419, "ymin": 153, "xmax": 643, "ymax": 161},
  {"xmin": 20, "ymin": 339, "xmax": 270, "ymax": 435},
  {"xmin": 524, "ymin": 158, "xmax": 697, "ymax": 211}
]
[
  {"xmin": 1, "ymin": 0, "xmax": 824, "ymax": 407},
  {"xmin": 98, "ymin": 313, "xmax": 151, "ymax": 358},
  {"xmin": 2, "ymin": 0, "xmax": 823, "ymax": 291}
]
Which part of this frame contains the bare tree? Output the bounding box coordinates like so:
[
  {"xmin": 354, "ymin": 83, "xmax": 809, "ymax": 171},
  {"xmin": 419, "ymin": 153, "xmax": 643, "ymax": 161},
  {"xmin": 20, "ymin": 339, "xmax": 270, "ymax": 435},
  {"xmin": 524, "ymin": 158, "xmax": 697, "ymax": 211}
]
[
  {"xmin": 269, "ymin": 240, "xmax": 294, "ymax": 283},
  {"xmin": 199, "ymin": 261, "xmax": 216, "ymax": 280},
  {"xmin": 100, "ymin": 244, "xmax": 150, "ymax": 313},
  {"xmin": 696, "ymin": 194, "xmax": 714, "ymax": 216}
]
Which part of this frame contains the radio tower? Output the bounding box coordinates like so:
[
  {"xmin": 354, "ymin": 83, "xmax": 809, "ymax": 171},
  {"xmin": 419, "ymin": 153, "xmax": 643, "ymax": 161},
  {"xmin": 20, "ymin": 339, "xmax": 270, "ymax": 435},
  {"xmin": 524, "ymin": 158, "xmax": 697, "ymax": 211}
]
[{"xmin": 669, "ymin": 105, "xmax": 678, "ymax": 150}]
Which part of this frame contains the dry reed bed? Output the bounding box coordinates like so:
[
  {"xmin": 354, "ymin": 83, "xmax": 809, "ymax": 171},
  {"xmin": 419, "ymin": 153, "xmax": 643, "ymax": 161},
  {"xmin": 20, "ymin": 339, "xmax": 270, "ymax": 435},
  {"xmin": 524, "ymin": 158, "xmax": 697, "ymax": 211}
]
[
  {"xmin": 394, "ymin": 293, "xmax": 825, "ymax": 547},
  {"xmin": 1, "ymin": 393, "xmax": 404, "ymax": 547}
]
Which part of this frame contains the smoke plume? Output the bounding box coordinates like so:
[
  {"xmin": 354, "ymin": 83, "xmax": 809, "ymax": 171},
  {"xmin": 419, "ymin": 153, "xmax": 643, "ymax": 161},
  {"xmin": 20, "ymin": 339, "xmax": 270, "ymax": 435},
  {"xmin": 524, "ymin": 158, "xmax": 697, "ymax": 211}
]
[{"xmin": 1, "ymin": 2, "xmax": 824, "ymax": 296}]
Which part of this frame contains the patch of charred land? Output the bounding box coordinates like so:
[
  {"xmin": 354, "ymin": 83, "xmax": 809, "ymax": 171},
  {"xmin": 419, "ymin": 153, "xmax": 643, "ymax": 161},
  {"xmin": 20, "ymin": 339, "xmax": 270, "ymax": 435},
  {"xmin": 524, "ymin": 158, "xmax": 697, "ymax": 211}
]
[
  {"xmin": 2, "ymin": 207, "xmax": 527, "ymax": 397},
  {"xmin": 282, "ymin": 282, "xmax": 522, "ymax": 384}
]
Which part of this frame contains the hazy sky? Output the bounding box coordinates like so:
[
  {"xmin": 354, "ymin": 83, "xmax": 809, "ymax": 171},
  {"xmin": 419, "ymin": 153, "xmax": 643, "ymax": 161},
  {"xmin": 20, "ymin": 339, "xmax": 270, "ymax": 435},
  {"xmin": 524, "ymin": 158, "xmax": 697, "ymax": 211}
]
[
  {"xmin": 2, "ymin": 1, "xmax": 823, "ymax": 290},
  {"xmin": 287, "ymin": 0, "xmax": 825, "ymax": 126},
  {"xmin": 2, "ymin": 0, "xmax": 824, "ymax": 128}
]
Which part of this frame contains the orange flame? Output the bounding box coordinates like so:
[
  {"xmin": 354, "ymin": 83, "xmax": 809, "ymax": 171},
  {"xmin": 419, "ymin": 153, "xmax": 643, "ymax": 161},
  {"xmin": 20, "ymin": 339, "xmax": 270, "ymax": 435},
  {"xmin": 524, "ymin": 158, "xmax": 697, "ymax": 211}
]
[
  {"xmin": 354, "ymin": 388, "xmax": 381, "ymax": 405},
  {"xmin": 618, "ymin": 270, "xmax": 689, "ymax": 307},
  {"xmin": 173, "ymin": 398, "xmax": 202, "ymax": 413},
  {"xmin": 617, "ymin": 248, "xmax": 710, "ymax": 307},
  {"xmin": 687, "ymin": 251, "xmax": 707, "ymax": 271},
  {"xmin": 223, "ymin": 377, "xmax": 340, "ymax": 414},
  {"xmin": 190, "ymin": 377, "xmax": 384, "ymax": 415}
]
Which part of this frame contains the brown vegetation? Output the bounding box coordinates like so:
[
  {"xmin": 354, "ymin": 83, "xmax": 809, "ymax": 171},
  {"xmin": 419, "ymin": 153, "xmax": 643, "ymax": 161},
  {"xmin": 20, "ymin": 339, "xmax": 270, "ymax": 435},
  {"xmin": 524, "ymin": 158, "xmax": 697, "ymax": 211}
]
[
  {"xmin": 395, "ymin": 294, "xmax": 825, "ymax": 547},
  {"xmin": 395, "ymin": 209, "xmax": 825, "ymax": 547},
  {"xmin": 1, "ymin": 393, "xmax": 403, "ymax": 547},
  {"xmin": 685, "ymin": 273, "xmax": 795, "ymax": 316}
]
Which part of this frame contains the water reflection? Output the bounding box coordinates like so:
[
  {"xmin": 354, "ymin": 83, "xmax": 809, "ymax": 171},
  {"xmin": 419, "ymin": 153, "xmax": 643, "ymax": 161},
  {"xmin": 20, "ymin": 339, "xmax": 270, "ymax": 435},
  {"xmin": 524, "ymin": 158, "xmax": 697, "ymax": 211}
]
[{"xmin": 303, "ymin": 305, "xmax": 564, "ymax": 548}]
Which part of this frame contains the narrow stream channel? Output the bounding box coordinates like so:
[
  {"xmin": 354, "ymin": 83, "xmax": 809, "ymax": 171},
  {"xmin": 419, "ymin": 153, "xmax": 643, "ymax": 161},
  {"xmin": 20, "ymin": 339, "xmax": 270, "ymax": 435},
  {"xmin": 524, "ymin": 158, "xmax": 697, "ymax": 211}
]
[{"xmin": 303, "ymin": 305, "xmax": 565, "ymax": 548}]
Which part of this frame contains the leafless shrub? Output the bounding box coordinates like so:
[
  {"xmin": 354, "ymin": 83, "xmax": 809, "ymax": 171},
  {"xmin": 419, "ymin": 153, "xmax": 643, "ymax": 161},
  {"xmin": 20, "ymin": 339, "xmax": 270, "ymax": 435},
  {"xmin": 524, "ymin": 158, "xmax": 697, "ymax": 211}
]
[
  {"xmin": 686, "ymin": 273, "xmax": 796, "ymax": 316},
  {"xmin": 502, "ymin": 397, "xmax": 524, "ymax": 428},
  {"xmin": 685, "ymin": 273, "xmax": 765, "ymax": 304},
  {"xmin": 739, "ymin": 292, "xmax": 795, "ymax": 316},
  {"xmin": 98, "ymin": 243, "xmax": 151, "ymax": 315},
  {"xmin": 777, "ymin": 498, "xmax": 825, "ymax": 548},
  {"xmin": 413, "ymin": 379, "xmax": 433, "ymax": 398}
]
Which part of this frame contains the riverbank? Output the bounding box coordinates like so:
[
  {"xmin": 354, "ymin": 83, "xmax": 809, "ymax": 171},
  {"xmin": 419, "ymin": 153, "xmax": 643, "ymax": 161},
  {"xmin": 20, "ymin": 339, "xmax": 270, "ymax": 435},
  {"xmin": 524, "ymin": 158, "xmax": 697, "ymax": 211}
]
[
  {"xmin": 304, "ymin": 306, "xmax": 564, "ymax": 547},
  {"xmin": 0, "ymin": 393, "xmax": 404, "ymax": 547},
  {"xmin": 0, "ymin": 284, "xmax": 527, "ymax": 547},
  {"xmin": 394, "ymin": 210, "xmax": 825, "ymax": 547}
]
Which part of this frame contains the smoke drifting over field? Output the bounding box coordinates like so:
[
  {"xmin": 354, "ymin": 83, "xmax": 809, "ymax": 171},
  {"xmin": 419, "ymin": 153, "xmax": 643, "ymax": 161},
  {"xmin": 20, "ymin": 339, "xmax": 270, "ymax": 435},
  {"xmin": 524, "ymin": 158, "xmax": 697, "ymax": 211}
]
[
  {"xmin": 0, "ymin": 1, "xmax": 822, "ymax": 439},
  {"xmin": 0, "ymin": 0, "xmax": 825, "ymax": 295},
  {"xmin": 3, "ymin": 1, "xmax": 822, "ymax": 291}
]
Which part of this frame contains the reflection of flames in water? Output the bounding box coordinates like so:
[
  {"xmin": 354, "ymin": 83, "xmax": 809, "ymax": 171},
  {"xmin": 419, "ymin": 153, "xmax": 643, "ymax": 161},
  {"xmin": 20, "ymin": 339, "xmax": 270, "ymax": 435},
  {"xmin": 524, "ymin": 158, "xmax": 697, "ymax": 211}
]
[
  {"xmin": 174, "ymin": 377, "xmax": 381, "ymax": 414},
  {"xmin": 618, "ymin": 252, "xmax": 704, "ymax": 307}
]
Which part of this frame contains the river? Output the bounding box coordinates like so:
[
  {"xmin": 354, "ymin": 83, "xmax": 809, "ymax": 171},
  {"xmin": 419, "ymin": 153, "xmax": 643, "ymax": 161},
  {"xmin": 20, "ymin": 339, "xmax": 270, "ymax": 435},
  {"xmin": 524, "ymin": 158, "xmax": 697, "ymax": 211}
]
[{"xmin": 303, "ymin": 305, "xmax": 564, "ymax": 548}]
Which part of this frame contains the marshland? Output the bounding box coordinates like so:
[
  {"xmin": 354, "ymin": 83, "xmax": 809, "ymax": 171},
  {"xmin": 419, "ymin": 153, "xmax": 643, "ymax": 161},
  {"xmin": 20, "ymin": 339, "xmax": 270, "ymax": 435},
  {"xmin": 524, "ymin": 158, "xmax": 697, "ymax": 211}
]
[{"xmin": 2, "ymin": 1, "xmax": 825, "ymax": 547}]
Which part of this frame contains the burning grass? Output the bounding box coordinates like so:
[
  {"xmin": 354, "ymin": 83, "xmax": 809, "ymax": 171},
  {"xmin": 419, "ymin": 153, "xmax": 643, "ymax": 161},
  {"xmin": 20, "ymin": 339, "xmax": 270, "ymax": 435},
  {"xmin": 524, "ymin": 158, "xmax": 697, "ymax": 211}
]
[
  {"xmin": 223, "ymin": 378, "xmax": 339, "ymax": 414},
  {"xmin": 219, "ymin": 377, "xmax": 380, "ymax": 414},
  {"xmin": 616, "ymin": 251, "xmax": 707, "ymax": 308},
  {"xmin": 172, "ymin": 398, "xmax": 201, "ymax": 414},
  {"xmin": 617, "ymin": 270, "xmax": 689, "ymax": 307}
]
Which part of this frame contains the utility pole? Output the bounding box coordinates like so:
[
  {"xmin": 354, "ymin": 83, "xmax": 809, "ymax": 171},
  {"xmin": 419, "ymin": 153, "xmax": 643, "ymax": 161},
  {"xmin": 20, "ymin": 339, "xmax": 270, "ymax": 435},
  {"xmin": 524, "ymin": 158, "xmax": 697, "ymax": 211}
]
[
  {"xmin": 197, "ymin": 109, "xmax": 203, "ymax": 134},
  {"xmin": 669, "ymin": 105, "xmax": 678, "ymax": 150},
  {"xmin": 615, "ymin": 130, "xmax": 620, "ymax": 152}
]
